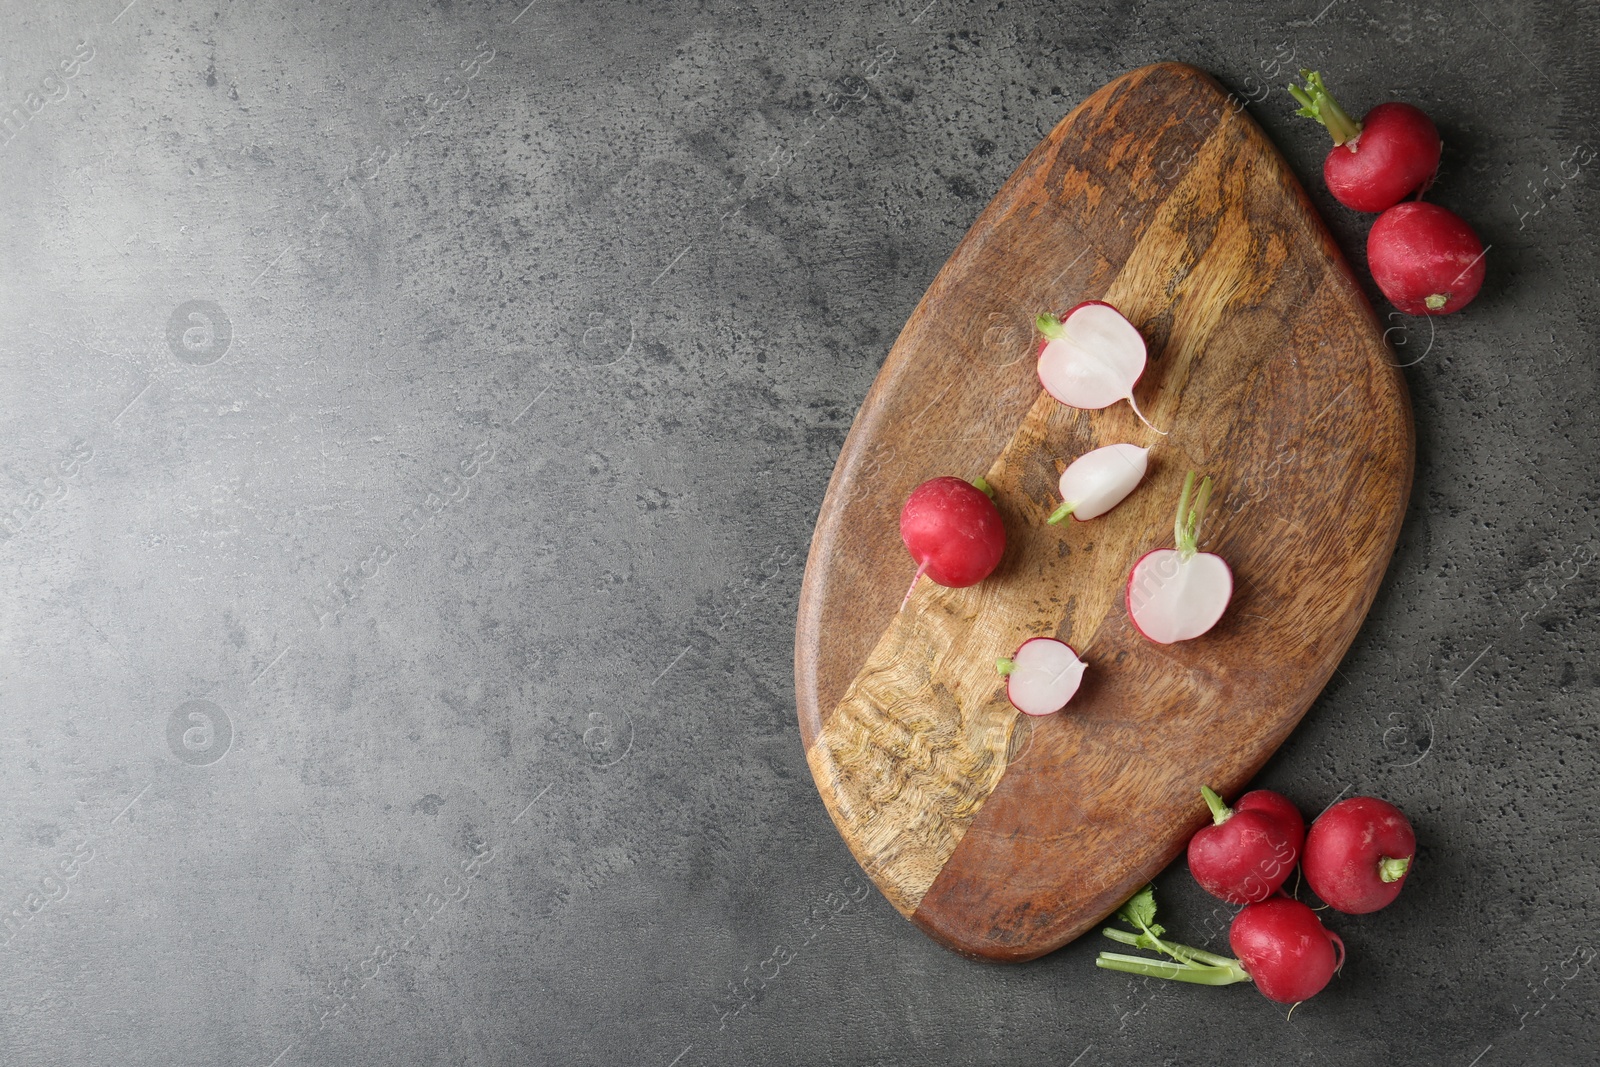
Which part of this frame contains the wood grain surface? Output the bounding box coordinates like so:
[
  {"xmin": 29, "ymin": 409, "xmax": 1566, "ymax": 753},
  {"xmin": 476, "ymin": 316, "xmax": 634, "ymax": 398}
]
[{"xmin": 793, "ymin": 63, "xmax": 1414, "ymax": 962}]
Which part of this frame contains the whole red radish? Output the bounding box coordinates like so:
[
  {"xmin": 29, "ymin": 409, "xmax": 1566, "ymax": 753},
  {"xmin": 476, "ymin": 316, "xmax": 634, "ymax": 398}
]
[
  {"xmin": 1095, "ymin": 884, "xmax": 1341, "ymax": 1003},
  {"xmin": 1188, "ymin": 786, "xmax": 1301, "ymax": 903},
  {"xmin": 898, "ymin": 476, "xmax": 1006, "ymax": 610},
  {"xmin": 1368, "ymin": 201, "xmax": 1486, "ymax": 315},
  {"xmin": 1288, "ymin": 70, "xmax": 1441, "ymax": 213},
  {"xmin": 1236, "ymin": 790, "xmax": 1306, "ymax": 859},
  {"xmin": 1230, "ymin": 898, "xmax": 1346, "ymax": 1004},
  {"xmin": 1303, "ymin": 796, "xmax": 1416, "ymax": 914}
]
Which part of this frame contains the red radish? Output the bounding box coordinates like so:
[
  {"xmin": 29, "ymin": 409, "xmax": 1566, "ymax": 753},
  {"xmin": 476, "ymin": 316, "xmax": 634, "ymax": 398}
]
[
  {"xmin": 1229, "ymin": 898, "xmax": 1346, "ymax": 1004},
  {"xmin": 898, "ymin": 476, "xmax": 1006, "ymax": 610},
  {"xmin": 1095, "ymin": 885, "xmax": 1342, "ymax": 1006},
  {"xmin": 1288, "ymin": 70, "xmax": 1442, "ymax": 213},
  {"xmin": 1047, "ymin": 443, "xmax": 1149, "ymax": 524},
  {"xmin": 1235, "ymin": 789, "xmax": 1306, "ymax": 859},
  {"xmin": 1303, "ymin": 796, "xmax": 1416, "ymax": 914},
  {"xmin": 1035, "ymin": 303, "xmax": 1166, "ymax": 434},
  {"xmin": 1187, "ymin": 786, "xmax": 1301, "ymax": 903},
  {"xmin": 996, "ymin": 637, "xmax": 1085, "ymax": 716},
  {"xmin": 1367, "ymin": 201, "xmax": 1487, "ymax": 315},
  {"xmin": 1126, "ymin": 471, "xmax": 1232, "ymax": 643}
]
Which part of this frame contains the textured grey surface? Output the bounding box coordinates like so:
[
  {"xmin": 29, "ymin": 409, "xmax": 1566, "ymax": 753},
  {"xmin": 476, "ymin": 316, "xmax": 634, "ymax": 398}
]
[{"xmin": 0, "ymin": 0, "xmax": 1596, "ymax": 1064}]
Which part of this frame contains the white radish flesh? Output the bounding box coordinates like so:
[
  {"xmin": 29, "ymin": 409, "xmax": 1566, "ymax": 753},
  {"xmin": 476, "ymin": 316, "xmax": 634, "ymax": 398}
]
[
  {"xmin": 1036, "ymin": 302, "xmax": 1165, "ymax": 434},
  {"xmin": 1049, "ymin": 443, "xmax": 1149, "ymax": 523},
  {"xmin": 1126, "ymin": 549, "xmax": 1233, "ymax": 643},
  {"xmin": 997, "ymin": 637, "xmax": 1085, "ymax": 716},
  {"xmin": 1125, "ymin": 470, "xmax": 1233, "ymax": 644}
]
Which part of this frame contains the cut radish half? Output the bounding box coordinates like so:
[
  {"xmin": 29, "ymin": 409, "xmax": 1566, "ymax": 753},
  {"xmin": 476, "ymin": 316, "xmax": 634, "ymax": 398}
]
[
  {"xmin": 1125, "ymin": 471, "xmax": 1233, "ymax": 644},
  {"xmin": 996, "ymin": 637, "xmax": 1085, "ymax": 716},
  {"xmin": 1048, "ymin": 443, "xmax": 1149, "ymax": 523},
  {"xmin": 1036, "ymin": 302, "xmax": 1166, "ymax": 434},
  {"xmin": 1127, "ymin": 550, "xmax": 1233, "ymax": 643}
]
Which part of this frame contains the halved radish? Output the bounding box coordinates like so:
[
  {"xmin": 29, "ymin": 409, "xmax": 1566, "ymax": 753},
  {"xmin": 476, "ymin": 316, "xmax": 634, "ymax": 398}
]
[
  {"xmin": 1036, "ymin": 302, "xmax": 1165, "ymax": 434},
  {"xmin": 1126, "ymin": 471, "xmax": 1232, "ymax": 644},
  {"xmin": 996, "ymin": 637, "xmax": 1085, "ymax": 716},
  {"xmin": 1048, "ymin": 443, "xmax": 1149, "ymax": 524}
]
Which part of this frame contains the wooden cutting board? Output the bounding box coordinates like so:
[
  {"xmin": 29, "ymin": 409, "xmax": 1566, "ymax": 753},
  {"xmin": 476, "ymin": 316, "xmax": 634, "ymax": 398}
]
[{"xmin": 794, "ymin": 63, "xmax": 1413, "ymax": 962}]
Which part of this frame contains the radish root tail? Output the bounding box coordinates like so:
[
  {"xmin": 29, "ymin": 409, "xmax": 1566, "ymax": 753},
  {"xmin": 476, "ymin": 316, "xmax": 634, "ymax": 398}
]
[
  {"xmin": 1127, "ymin": 394, "xmax": 1168, "ymax": 436},
  {"xmin": 899, "ymin": 560, "xmax": 930, "ymax": 613}
]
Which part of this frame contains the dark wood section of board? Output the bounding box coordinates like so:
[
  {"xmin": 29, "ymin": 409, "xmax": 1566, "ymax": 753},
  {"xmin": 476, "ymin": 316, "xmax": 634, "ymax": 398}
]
[{"xmin": 794, "ymin": 63, "xmax": 1414, "ymax": 961}]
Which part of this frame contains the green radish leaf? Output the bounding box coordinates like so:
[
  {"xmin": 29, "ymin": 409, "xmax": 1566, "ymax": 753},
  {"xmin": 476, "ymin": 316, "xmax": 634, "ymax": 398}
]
[{"xmin": 1116, "ymin": 884, "xmax": 1158, "ymax": 931}]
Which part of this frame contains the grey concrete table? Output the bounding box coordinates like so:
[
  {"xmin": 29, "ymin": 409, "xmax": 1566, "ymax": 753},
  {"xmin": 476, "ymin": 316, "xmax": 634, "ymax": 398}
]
[{"xmin": 1, "ymin": 1, "xmax": 1595, "ymax": 1064}]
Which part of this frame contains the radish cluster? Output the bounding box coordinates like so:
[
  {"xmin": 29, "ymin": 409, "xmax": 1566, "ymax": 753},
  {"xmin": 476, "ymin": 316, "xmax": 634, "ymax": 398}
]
[
  {"xmin": 895, "ymin": 302, "xmax": 1235, "ymax": 720},
  {"xmin": 1097, "ymin": 790, "xmax": 1417, "ymax": 1006},
  {"xmin": 1288, "ymin": 70, "xmax": 1487, "ymax": 316}
]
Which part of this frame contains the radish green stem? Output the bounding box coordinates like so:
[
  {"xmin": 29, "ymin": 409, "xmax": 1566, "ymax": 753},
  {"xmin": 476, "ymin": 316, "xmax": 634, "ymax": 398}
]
[
  {"xmin": 1173, "ymin": 470, "xmax": 1195, "ymax": 554},
  {"xmin": 1099, "ymin": 883, "xmax": 1254, "ymax": 987},
  {"xmin": 1173, "ymin": 470, "xmax": 1216, "ymax": 562},
  {"xmin": 1379, "ymin": 856, "xmax": 1411, "ymax": 883},
  {"xmin": 1101, "ymin": 928, "xmax": 1239, "ymax": 970},
  {"xmin": 972, "ymin": 476, "xmax": 996, "ymax": 501},
  {"xmin": 1047, "ymin": 501, "xmax": 1076, "ymax": 524},
  {"xmin": 995, "ymin": 657, "xmax": 1015, "ymax": 676},
  {"xmin": 1201, "ymin": 784, "xmax": 1233, "ymax": 825},
  {"xmin": 1096, "ymin": 952, "xmax": 1251, "ymax": 985},
  {"xmin": 1288, "ymin": 70, "xmax": 1362, "ymax": 147},
  {"xmin": 1122, "ymin": 902, "xmax": 1198, "ymax": 971}
]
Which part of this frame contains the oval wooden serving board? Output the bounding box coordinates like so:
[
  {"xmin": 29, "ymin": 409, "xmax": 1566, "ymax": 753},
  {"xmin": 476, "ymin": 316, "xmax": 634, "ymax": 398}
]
[{"xmin": 794, "ymin": 63, "xmax": 1413, "ymax": 962}]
